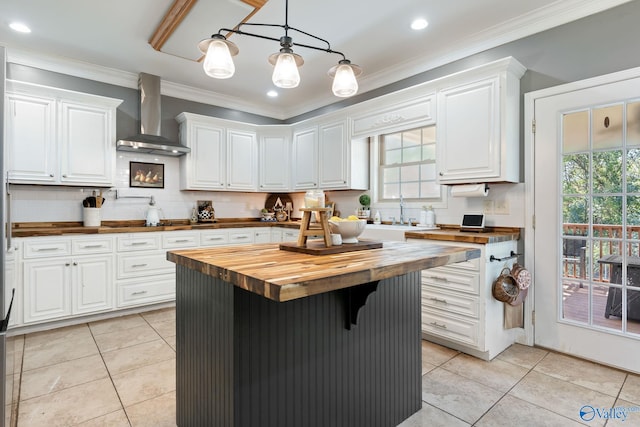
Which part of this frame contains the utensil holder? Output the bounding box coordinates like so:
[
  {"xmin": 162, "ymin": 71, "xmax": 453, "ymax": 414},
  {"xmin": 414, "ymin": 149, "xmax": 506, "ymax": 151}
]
[{"xmin": 83, "ymin": 207, "xmax": 101, "ymax": 227}]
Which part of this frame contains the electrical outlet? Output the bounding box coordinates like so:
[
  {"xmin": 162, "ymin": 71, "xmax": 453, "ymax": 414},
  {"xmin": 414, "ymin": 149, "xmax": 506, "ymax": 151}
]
[
  {"xmin": 495, "ymin": 199, "xmax": 510, "ymax": 215},
  {"xmin": 483, "ymin": 200, "xmax": 494, "ymax": 214}
]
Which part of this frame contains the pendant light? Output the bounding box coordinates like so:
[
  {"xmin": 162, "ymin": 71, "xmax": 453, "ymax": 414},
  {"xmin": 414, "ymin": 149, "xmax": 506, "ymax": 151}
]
[
  {"xmin": 329, "ymin": 60, "xmax": 362, "ymax": 98},
  {"xmin": 199, "ymin": 35, "xmax": 238, "ymax": 79},
  {"xmin": 198, "ymin": 0, "xmax": 361, "ymax": 97}
]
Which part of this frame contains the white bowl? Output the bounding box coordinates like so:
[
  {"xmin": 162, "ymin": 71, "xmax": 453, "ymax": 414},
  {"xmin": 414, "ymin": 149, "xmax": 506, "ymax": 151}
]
[{"xmin": 328, "ymin": 219, "xmax": 367, "ymax": 243}]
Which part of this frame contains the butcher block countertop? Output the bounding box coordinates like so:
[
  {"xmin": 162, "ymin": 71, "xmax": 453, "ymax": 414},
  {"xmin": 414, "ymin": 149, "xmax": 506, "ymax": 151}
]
[
  {"xmin": 405, "ymin": 226, "xmax": 520, "ymax": 244},
  {"xmin": 11, "ymin": 219, "xmax": 301, "ymax": 237},
  {"xmin": 167, "ymin": 240, "xmax": 480, "ymax": 302}
]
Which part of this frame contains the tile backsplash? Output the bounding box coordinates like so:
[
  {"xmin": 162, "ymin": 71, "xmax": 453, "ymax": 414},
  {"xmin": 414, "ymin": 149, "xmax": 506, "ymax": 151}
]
[{"xmin": 9, "ymin": 151, "xmax": 363, "ymax": 223}]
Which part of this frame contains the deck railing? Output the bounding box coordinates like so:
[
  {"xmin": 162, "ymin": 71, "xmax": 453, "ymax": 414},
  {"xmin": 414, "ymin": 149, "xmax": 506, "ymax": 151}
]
[{"xmin": 563, "ymin": 223, "xmax": 640, "ymax": 282}]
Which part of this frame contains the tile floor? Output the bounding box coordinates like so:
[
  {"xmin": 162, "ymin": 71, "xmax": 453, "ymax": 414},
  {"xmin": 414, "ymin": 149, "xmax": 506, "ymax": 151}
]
[{"xmin": 8, "ymin": 307, "xmax": 640, "ymax": 426}]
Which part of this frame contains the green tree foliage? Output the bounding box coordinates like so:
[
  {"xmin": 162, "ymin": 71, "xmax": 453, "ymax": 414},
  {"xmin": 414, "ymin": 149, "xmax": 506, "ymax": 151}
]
[{"xmin": 563, "ymin": 149, "xmax": 640, "ymax": 228}]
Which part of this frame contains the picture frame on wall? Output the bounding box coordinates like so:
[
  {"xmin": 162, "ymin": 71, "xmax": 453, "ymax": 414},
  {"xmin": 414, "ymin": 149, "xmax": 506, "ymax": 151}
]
[{"xmin": 130, "ymin": 161, "xmax": 164, "ymax": 188}]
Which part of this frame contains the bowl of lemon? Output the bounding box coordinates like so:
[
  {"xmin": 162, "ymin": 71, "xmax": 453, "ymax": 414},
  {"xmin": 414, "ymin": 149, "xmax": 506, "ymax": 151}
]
[{"xmin": 328, "ymin": 215, "xmax": 367, "ymax": 243}]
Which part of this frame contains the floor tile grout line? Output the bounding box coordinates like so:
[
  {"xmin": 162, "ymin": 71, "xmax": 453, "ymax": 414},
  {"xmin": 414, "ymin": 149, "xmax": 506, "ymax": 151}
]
[
  {"xmin": 89, "ymin": 315, "xmax": 135, "ymax": 427},
  {"xmin": 13, "ymin": 335, "xmax": 26, "ymax": 427}
]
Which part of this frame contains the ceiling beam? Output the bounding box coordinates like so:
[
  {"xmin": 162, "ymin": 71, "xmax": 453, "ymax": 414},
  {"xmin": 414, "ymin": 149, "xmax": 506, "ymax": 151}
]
[
  {"xmin": 149, "ymin": 0, "xmax": 198, "ymax": 51},
  {"xmin": 149, "ymin": 0, "xmax": 269, "ymax": 55}
]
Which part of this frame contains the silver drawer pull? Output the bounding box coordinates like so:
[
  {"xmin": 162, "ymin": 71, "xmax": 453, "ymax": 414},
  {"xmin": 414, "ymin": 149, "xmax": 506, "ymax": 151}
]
[
  {"xmin": 174, "ymin": 239, "xmax": 190, "ymax": 243},
  {"xmin": 430, "ymin": 321, "xmax": 447, "ymax": 329},
  {"xmin": 432, "ymin": 276, "xmax": 449, "ymax": 282},
  {"xmin": 206, "ymin": 237, "xmax": 224, "ymax": 241},
  {"xmin": 430, "ymin": 297, "xmax": 448, "ymax": 304},
  {"xmin": 233, "ymin": 236, "xmax": 248, "ymax": 239},
  {"xmin": 131, "ymin": 263, "xmax": 148, "ymax": 268},
  {"xmin": 129, "ymin": 242, "xmax": 148, "ymax": 246},
  {"xmin": 36, "ymin": 247, "xmax": 61, "ymax": 252},
  {"xmin": 131, "ymin": 290, "xmax": 148, "ymax": 296},
  {"xmin": 82, "ymin": 244, "xmax": 104, "ymax": 249}
]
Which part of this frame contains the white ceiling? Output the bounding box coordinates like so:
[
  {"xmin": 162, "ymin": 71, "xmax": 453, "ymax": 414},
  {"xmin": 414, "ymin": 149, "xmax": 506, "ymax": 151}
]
[{"xmin": 0, "ymin": 0, "xmax": 633, "ymax": 120}]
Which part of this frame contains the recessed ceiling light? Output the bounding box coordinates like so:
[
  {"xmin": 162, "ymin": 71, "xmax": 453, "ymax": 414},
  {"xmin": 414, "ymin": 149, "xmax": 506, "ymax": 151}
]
[
  {"xmin": 267, "ymin": 90, "xmax": 278, "ymax": 97},
  {"xmin": 411, "ymin": 18, "xmax": 428, "ymax": 31},
  {"xmin": 9, "ymin": 22, "xmax": 31, "ymax": 33}
]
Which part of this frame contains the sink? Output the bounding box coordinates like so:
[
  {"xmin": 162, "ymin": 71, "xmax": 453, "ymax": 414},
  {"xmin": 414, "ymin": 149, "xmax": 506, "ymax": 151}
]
[{"xmin": 360, "ymin": 224, "xmax": 435, "ymax": 242}]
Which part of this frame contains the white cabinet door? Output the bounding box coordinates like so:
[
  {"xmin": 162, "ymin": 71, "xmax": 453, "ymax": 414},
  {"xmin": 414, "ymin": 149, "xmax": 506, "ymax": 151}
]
[
  {"xmin": 259, "ymin": 129, "xmax": 290, "ymax": 191},
  {"xmin": 59, "ymin": 100, "xmax": 115, "ymax": 186},
  {"xmin": 6, "ymin": 93, "xmax": 57, "ymax": 183},
  {"xmin": 227, "ymin": 129, "xmax": 258, "ymax": 191},
  {"xmin": 437, "ymin": 78, "xmax": 501, "ymax": 183},
  {"xmin": 6, "ymin": 82, "xmax": 122, "ymax": 186},
  {"xmin": 23, "ymin": 259, "xmax": 71, "ymax": 323},
  {"xmin": 180, "ymin": 120, "xmax": 226, "ymax": 190},
  {"xmin": 292, "ymin": 127, "xmax": 318, "ymax": 190},
  {"xmin": 72, "ymin": 255, "xmax": 113, "ymax": 314},
  {"xmin": 318, "ymin": 120, "xmax": 349, "ymax": 189}
]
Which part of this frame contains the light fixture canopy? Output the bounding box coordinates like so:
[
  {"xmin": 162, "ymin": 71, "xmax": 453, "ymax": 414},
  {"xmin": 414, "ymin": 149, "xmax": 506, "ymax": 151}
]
[{"xmin": 198, "ymin": 0, "xmax": 361, "ymax": 97}]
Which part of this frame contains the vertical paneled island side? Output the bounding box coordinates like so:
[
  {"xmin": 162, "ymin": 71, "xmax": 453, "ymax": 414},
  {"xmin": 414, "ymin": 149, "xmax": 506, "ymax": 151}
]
[{"xmin": 167, "ymin": 241, "xmax": 480, "ymax": 427}]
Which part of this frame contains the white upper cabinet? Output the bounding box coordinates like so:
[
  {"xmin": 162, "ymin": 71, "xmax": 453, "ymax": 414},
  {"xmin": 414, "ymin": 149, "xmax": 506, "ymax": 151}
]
[
  {"xmin": 292, "ymin": 126, "xmax": 319, "ymax": 190},
  {"xmin": 227, "ymin": 129, "xmax": 258, "ymax": 191},
  {"xmin": 178, "ymin": 115, "xmax": 226, "ymax": 190},
  {"xmin": 259, "ymin": 126, "xmax": 291, "ymax": 191},
  {"xmin": 6, "ymin": 81, "xmax": 122, "ymax": 186},
  {"xmin": 436, "ymin": 57, "xmax": 526, "ymax": 184},
  {"xmin": 177, "ymin": 112, "xmax": 257, "ymax": 191},
  {"xmin": 318, "ymin": 119, "xmax": 368, "ymax": 190},
  {"xmin": 292, "ymin": 118, "xmax": 369, "ymax": 191}
]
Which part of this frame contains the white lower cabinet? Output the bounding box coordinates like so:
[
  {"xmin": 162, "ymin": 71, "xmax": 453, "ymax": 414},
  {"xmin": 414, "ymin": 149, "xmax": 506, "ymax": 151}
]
[
  {"xmin": 254, "ymin": 228, "xmax": 272, "ymax": 243},
  {"xmin": 115, "ymin": 232, "xmax": 192, "ymax": 309},
  {"xmin": 117, "ymin": 276, "xmax": 176, "ymax": 308},
  {"xmin": 281, "ymin": 229, "xmax": 298, "ymax": 242},
  {"xmin": 408, "ymin": 238, "xmax": 519, "ymax": 360},
  {"xmin": 21, "ymin": 236, "xmax": 115, "ymax": 324},
  {"xmin": 14, "ymin": 226, "xmax": 302, "ymax": 328}
]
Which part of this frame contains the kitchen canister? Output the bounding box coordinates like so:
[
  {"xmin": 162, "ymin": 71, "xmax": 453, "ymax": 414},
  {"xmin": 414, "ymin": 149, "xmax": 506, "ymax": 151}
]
[{"xmin": 83, "ymin": 207, "xmax": 101, "ymax": 227}]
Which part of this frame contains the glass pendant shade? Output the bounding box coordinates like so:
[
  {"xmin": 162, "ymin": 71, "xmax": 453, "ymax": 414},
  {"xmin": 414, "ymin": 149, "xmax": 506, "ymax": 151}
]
[
  {"xmin": 272, "ymin": 53, "xmax": 301, "ymax": 88},
  {"xmin": 203, "ymin": 40, "xmax": 235, "ymax": 79},
  {"xmin": 331, "ymin": 63, "xmax": 358, "ymax": 97}
]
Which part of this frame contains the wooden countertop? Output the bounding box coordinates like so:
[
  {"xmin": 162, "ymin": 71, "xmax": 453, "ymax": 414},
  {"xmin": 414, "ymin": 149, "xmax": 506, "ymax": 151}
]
[
  {"xmin": 11, "ymin": 219, "xmax": 301, "ymax": 237},
  {"xmin": 405, "ymin": 226, "xmax": 520, "ymax": 244},
  {"xmin": 167, "ymin": 241, "xmax": 480, "ymax": 302}
]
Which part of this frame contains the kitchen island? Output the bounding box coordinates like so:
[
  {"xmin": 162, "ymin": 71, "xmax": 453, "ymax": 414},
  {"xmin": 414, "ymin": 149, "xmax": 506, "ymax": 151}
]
[{"xmin": 167, "ymin": 241, "xmax": 480, "ymax": 427}]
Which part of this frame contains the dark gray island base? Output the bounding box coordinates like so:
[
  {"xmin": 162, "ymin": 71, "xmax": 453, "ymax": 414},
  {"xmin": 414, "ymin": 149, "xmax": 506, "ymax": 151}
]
[{"xmin": 168, "ymin": 242, "xmax": 480, "ymax": 427}]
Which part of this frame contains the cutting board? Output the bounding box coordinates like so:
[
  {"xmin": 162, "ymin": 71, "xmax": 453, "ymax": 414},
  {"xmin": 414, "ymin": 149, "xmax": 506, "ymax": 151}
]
[{"xmin": 279, "ymin": 239, "xmax": 382, "ymax": 255}]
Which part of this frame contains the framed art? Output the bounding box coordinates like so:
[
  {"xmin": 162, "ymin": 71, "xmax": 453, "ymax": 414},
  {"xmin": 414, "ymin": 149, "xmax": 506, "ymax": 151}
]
[{"xmin": 130, "ymin": 161, "xmax": 164, "ymax": 188}]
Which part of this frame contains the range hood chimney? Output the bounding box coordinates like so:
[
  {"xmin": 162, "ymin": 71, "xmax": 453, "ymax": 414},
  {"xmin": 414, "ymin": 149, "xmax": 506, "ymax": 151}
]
[{"xmin": 117, "ymin": 73, "xmax": 190, "ymax": 157}]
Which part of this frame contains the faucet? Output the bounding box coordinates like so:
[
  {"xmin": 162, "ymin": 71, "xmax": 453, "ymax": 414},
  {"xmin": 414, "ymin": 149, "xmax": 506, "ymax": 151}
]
[{"xmin": 399, "ymin": 194, "xmax": 405, "ymax": 225}]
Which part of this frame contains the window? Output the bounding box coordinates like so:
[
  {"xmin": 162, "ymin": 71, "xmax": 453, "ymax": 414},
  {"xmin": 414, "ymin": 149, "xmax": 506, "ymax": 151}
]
[{"xmin": 378, "ymin": 125, "xmax": 441, "ymax": 202}]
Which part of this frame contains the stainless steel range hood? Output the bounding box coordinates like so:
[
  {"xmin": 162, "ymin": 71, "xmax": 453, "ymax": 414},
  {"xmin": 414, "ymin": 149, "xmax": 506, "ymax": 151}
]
[{"xmin": 117, "ymin": 73, "xmax": 190, "ymax": 157}]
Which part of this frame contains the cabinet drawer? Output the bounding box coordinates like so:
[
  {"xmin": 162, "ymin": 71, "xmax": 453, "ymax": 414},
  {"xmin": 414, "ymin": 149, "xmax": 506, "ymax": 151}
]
[
  {"xmin": 117, "ymin": 235, "xmax": 160, "ymax": 251},
  {"xmin": 446, "ymin": 257, "xmax": 481, "ymax": 272},
  {"xmin": 229, "ymin": 230, "xmax": 254, "ymax": 245},
  {"xmin": 200, "ymin": 230, "xmax": 229, "ymax": 246},
  {"xmin": 117, "ymin": 251, "xmax": 174, "ymax": 279},
  {"xmin": 422, "ymin": 285, "xmax": 479, "ymax": 318},
  {"xmin": 162, "ymin": 233, "xmax": 199, "ymax": 249},
  {"xmin": 422, "ymin": 309, "xmax": 479, "ymax": 347},
  {"xmin": 421, "ymin": 268, "xmax": 480, "ymax": 295},
  {"xmin": 117, "ymin": 276, "xmax": 175, "ymax": 307},
  {"xmin": 23, "ymin": 239, "xmax": 71, "ymax": 258},
  {"xmin": 72, "ymin": 237, "xmax": 114, "ymax": 254}
]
